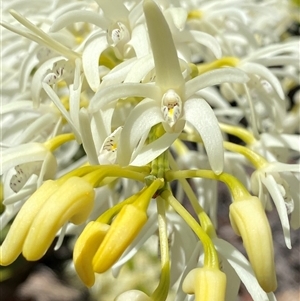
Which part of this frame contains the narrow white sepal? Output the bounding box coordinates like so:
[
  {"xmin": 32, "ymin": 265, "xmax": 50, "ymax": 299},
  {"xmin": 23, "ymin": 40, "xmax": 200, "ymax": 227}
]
[
  {"xmin": 261, "ymin": 175, "xmax": 291, "ymax": 249},
  {"xmin": 185, "ymin": 68, "xmax": 249, "ymax": 99},
  {"xmin": 117, "ymin": 98, "xmax": 163, "ymax": 166},
  {"xmin": 184, "ymin": 98, "xmax": 224, "ymax": 174},
  {"xmin": 82, "ymin": 32, "xmax": 108, "ymax": 92}
]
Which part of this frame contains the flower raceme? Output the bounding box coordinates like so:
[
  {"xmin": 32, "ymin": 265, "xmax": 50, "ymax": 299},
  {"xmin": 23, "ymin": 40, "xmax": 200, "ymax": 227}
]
[
  {"xmin": 0, "ymin": 177, "xmax": 94, "ymax": 265},
  {"xmin": 0, "ymin": 0, "xmax": 299, "ymax": 300}
]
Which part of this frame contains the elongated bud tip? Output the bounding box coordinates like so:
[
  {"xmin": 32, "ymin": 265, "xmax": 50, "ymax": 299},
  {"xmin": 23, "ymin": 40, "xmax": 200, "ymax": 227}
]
[
  {"xmin": 182, "ymin": 267, "xmax": 227, "ymax": 301},
  {"xmin": 229, "ymin": 197, "xmax": 277, "ymax": 292},
  {"xmin": 92, "ymin": 204, "xmax": 147, "ymax": 273}
]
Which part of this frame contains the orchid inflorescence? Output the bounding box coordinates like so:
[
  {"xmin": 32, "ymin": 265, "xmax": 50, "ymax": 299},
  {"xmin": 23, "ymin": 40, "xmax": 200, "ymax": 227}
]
[{"xmin": 1, "ymin": 0, "xmax": 299, "ymax": 300}]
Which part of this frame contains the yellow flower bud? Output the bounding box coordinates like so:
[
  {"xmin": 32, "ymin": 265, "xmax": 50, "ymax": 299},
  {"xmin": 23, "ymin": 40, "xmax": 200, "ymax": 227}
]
[
  {"xmin": 182, "ymin": 267, "xmax": 227, "ymax": 301},
  {"xmin": 73, "ymin": 221, "xmax": 110, "ymax": 287},
  {"xmin": 0, "ymin": 180, "xmax": 58, "ymax": 265},
  {"xmin": 92, "ymin": 204, "xmax": 147, "ymax": 273},
  {"xmin": 22, "ymin": 177, "xmax": 94, "ymax": 261},
  {"xmin": 229, "ymin": 197, "xmax": 277, "ymax": 292}
]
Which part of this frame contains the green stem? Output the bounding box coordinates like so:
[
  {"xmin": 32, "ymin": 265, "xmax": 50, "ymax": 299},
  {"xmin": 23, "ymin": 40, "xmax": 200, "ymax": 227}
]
[
  {"xmin": 44, "ymin": 133, "xmax": 75, "ymax": 152},
  {"xmin": 161, "ymin": 190, "xmax": 219, "ymax": 269},
  {"xmin": 168, "ymin": 153, "xmax": 216, "ymax": 237},
  {"xmin": 151, "ymin": 197, "xmax": 170, "ymax": 301},
  {"xmin": 224, "ymin": 141, "xmax": 267, "ymax": 169},
  {"xmin": 165, "ymin": 169, "xmax": 251, "ymax": 202}
]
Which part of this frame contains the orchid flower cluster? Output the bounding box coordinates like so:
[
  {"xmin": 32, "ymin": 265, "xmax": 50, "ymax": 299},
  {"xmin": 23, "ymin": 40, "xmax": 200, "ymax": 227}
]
[{"xmin": 1, "ymin": 0, "xmax": 299, "ymax": 300}]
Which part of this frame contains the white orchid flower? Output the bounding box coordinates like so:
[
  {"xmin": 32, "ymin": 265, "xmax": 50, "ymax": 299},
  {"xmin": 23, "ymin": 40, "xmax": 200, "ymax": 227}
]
[
  {"xmin": 89, "ymin": 0, "xmax": 249, "ymax": 173},
  {"xmin": 251, "ymin": 162, "xmax": 300, "ymax": 248}
]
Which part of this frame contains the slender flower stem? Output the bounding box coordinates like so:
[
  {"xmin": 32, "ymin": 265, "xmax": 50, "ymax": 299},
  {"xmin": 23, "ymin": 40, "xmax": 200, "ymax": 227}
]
[
  {"xmin": 161, "ymin": 190, "xmax": 219, "ymax": 269},
  {"xmin": 44, "ymin": 133, "xmax": 75, "ymax": 151},
  {"xmin": 82, "ymin": 167, "xmax": 148, "ymax": 187},
  {"xmin": 197, "ymin": 57, "xmax": 240, "ymax": 75},
  {"xmin": 57, "ymin": 165, "xmax": 148, "ymax": 186},
  {"xmin": 223, "ymin": 141, "xmax": 267, "ymax": 169},
  {"xmin": 219, "ymin": 123, "xmax": 257, "ymax": 145},
  {"xmin": 151, "ymin": 197, "xmax": 170, "ymax": 301},
  {"xmin": 165, "ymin": 169, "xmax": 251, "ymax": 202},
  {"xmin": 168, "ymin": 153, "xmax": 216, "ymax": 237}
]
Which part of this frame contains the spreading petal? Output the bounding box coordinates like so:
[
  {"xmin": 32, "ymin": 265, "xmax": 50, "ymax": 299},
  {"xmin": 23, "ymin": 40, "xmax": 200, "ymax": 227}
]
[{"xmin": 184, "ymin": 98, "xmax": 224, "ymax": 174}]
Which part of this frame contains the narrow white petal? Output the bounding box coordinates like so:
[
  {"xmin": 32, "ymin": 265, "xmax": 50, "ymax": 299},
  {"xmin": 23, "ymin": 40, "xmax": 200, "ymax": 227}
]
[
  {"xmin": 50, "ymin": 10, "xmax": 109, "ymax": 32},
  {"xmin": 82, "ymin": 32, "xmax": 108, "ymax": 92},
  {"xmin": 283, "ymin": 173, "xmax": 300, "ymax": 230},
  {"xmin": 264, "ymin": 162, "xmax": 300, "ymax": 173},
  {"xmin": 215, "ymin": 238, "xmax": 271, "ymax": 301},
  {"xmin": 101, "ymin": 57, "xmax": 137, "ymax": 86},
  {"xmin": 42, "ymin": 82, "xmax": 81, "ymax": 141},
  {"xmin": 17, "ymin": 113, "xmax": 57, "ymax": 144},
  {"xmin": 89, "ymin": 83, "xmax": 160, "ymax": 112},
  {"xmin": 117, "ymin": 98, "xmax": 163, "ymax": 166},
  {"xmin": 124, "ymin": 54, "xmax": 154, "ymax": 83},
  {"xmin": 1, "ymin": 144, "xmax": 48, "ymax": 174},
  {"xmin": 180, "ymin": 30, "xmax": 222, "ymax": 59},
  {"xmin": 260, "ymin": 133, "xmax": 300, "ymax": 153},
  {"xmin": 239, "ymin": 62, "xmax": 284, "ymax": 100},
  {"xmin": 261, "ymin": 175, "xmax": 291, "ymax": 249},
  {"xmin": 94, "ymin": 0, "xmax": 128, "ymax": 21},
  {"xmin": 127, "ymin": 23, "xmax": 150, "ymax": 58},
  {"xmin": 185, "ymin": 68, "xmax": 249, "ymax": 99},
  {"xmin": 78, "ymin": 108, "xmax": 99, "ymax": 165},
  {"xmin": 130, "ymin": 132, "xmax": 180, "ymax": 166},
  {"xmin": 19, "ymin": 46, "xmax": 39, "ymax": 92},
  {"xmin": 195, "ymin": 87, "xmax": 230, "ymax": 109},
  {"xmin": 184, "ymin": 98, "xmax": 224, "ymax": 174},
  {"xmin": 143, "ymin": 0, "xmax": 184, "ymax": 92}
]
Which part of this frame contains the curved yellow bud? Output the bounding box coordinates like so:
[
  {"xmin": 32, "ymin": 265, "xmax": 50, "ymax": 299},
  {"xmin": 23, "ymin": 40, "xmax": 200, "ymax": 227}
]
[
  {"xmin": 182, "ymin": 267, "xmax": 227, "ymax": 301},
  {"xmin": 92, "ymin": 204, "xmax": 147, "ymax": 273},
  {"xmin": 22, "ymin": 177, "xmax": 95, "ymax": 261},
  {"xmin": 73, "ymin": 221, "xmax": 110, "ymax": 287},
  {"xmin": 229, "ymin": 197, "xmax": 277, "ymax": 292},
  {"xmin": 0, "ymin": 180, "xmax": 58, "ymax": 266}
]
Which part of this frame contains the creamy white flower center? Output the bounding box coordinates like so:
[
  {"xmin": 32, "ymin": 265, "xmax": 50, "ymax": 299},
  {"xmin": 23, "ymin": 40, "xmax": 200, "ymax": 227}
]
[
  {"xmin": 99, "ymin": 127, "xmax": 123, "ymax": 164},
  {"xmin": 43, "ymin": 59, "xmax": 75, "ymax": 85},
  {"xmin": 161, "ymin": 89, "xmax": 182, "ymax": 128},
  {"xmin": 108, "ymin": 22, "xmax": 130, "ymax": 47}
]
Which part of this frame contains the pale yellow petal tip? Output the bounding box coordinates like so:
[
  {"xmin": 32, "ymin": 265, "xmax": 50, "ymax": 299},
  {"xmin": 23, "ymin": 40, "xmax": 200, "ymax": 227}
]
[
  {"xmin": 73, "ymin": 221, "xmax": 110, "ymax": 287},
  {"xmin": 229, "ymin": 197, "xmax": 277, "ymax": 292},
  {"xmin": 115, "ymin": 290, "xmax": 152, "ymax": 301},
  {"xmin": 183, "ymin": 267, "xmax": 226, "ymax": 301},
  {"xmin": 93, "ymin": 204, "xmax": 147, "ymax": 273},
  {"xmin": 0, "ymin": 246, "xmax": 16, "ymax": 266},
  {"xmin": 22, "ymin": 177, "xmax": 95, "ymax": 261}
]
